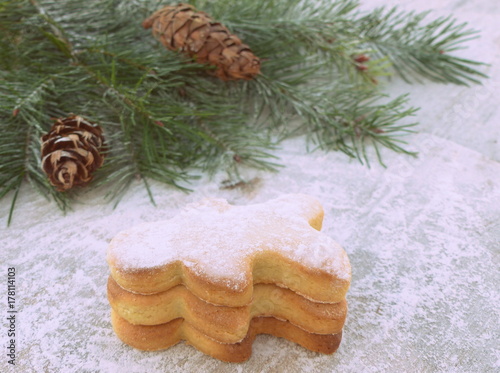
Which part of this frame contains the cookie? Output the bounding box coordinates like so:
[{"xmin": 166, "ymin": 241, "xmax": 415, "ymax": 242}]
[
  {"xmin": 107, "ymin": 194, "xmax": 351, "ymax": 306},
  {"xmin": 111, "ymin": 311, "xmax": 343, "ymax": 363},
  {"xmin": 108, "ymin": 276, "xmax": 347, "ymax": 343},
  {"xmin": 107, "ymin": 194, "xmax": 351, "ymax": 360}
]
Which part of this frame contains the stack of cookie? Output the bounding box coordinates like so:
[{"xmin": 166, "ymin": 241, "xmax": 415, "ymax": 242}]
[{"xmin": 107, "ymin": 194, "xmax": 351, "ymax": 362}]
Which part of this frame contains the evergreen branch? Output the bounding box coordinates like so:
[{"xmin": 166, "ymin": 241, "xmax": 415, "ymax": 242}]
[
  {"xmin": 239, "ymin": 71, "xmax": 418, "ymax": 165},
  {"xmin": 217, "ymin": 0, "xmax": 380, "ymax": 84},
  {"xmin": 4, "ymin": 0, "xmax": 273, "ymax": 200},
  {"xmin": 0, "ymin": 75, "xmax": 71, "ymax": 219},
  {"xmin": 314, "ymin": 93, "xmax": 419, "ymax": 167},
  {"xmin": 355, "ymin": 7, "xmax": 488, "ymax": 85},
  {"xmin": 0, "ymin": 0, "xmax": 488, "ymax": 222},
  {"xmin": 212, "ymin": 0, "xmax": 487, "ymax": 85}
]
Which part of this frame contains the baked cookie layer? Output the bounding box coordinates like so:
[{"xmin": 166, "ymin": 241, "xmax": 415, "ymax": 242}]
[
  {"xmin": 108, "ymin": 277, "xmax": 347, "ymax": 343},
  {"xmin": 107, "ymin": 194, "xmax": 351, "ymax": 306},
  {"xmin": 111, "ymin": 311, "xmax": 343, "ymax": 363}
]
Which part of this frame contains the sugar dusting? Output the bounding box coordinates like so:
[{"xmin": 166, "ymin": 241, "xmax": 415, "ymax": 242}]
[
  {"xmin": 107, "ymin": 194, "xmax": 350, "ymax": 289},
  {"xmin": 2, "ymin": 131, "xmax": 498, "ymax": 372}
]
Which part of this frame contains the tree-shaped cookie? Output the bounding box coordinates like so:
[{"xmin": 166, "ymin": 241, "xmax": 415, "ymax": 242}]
[{"xmin": 107, "ymin": 194, "xmax": 351, "ymax": 306}]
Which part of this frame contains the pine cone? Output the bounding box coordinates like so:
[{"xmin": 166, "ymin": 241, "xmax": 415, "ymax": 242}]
[
  {"xmin": 143, "ymin": 3, "xmax": 261, "ymax": 81},
  {"xmin": 41, "ymin": 115, "xmax": 106, "ymax": 191}
]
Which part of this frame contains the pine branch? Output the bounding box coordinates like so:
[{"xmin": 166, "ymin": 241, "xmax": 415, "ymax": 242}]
[
  {"xmin": 217, "ymin": 0, "xmax": 381, "ymax": 84},
  {"xmin": 355, "ymin": 7, "xmax": 488, "ymax": 85},
  {"xmin": 0, "ymin": 0, "xmax": 488, "ymax": 223},
  {"xmin": 243, "ymin": 73, "xmax": 418, "ymax": 165},
  {"xmin": 309, "ymin": 92, "xmax": 419, "ymax": 166},
  {"xmin": 0, "ymin": 78, "xmax": 72, "ymax": 222},
  {"xmin": 214, "ymin": 0, "xmax": 486, "ymax": 85}
]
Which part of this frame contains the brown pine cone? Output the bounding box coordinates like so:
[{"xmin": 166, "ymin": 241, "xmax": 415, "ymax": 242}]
[
  {"xmin": 41, "ymin": 115, "xmax": 106, "ymax": 191},
  {"xmin": 143, "ymin": 3, "xmax": 261, "ymax": 80}
]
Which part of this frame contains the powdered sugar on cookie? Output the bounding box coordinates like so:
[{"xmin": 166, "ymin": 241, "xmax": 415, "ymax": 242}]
[{"xmin": 107, "ymin": 194, "xmax": 350, "ymax": 291}]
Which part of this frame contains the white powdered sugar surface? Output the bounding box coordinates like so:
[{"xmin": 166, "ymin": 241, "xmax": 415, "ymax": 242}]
[
  {"xmin": 108, "ymin": 195, "xmax": 350, "ymax": 288},
  {"xmin": 1, "ymin": 130, "xmax": 498, "ymax": 373}
]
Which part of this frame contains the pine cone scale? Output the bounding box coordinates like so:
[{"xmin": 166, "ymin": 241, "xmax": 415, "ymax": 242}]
[
  {"xmin": 185, "ymin": 24, "xmax": 210, "ymax": 52},
  {"xmin": 171, "ymin": 17, "xmax": 191, "ymax": 45},
  {"xmin": 57, "ymin": 162, "xmax": 77, "ymax": 186}
]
